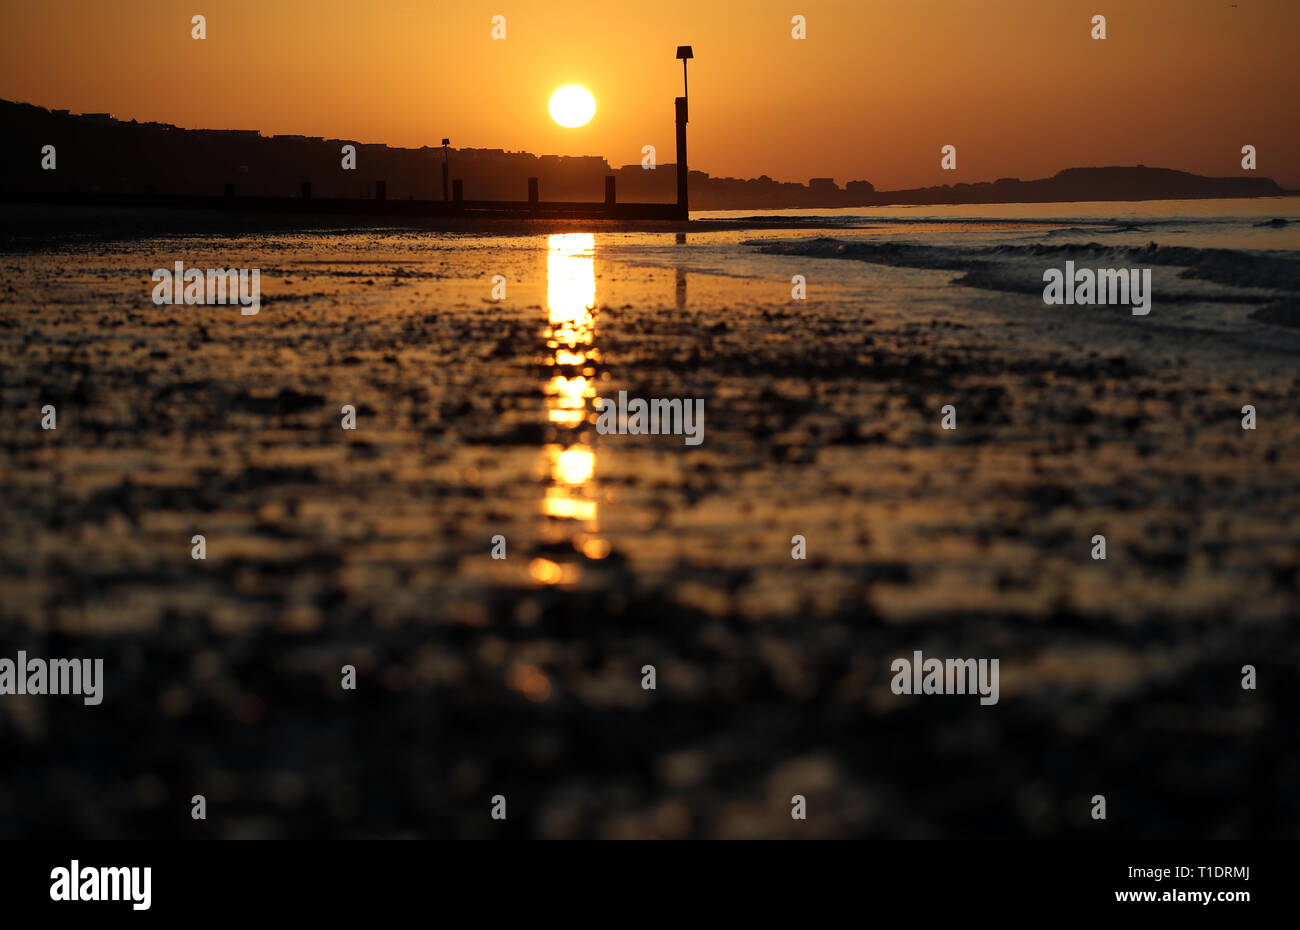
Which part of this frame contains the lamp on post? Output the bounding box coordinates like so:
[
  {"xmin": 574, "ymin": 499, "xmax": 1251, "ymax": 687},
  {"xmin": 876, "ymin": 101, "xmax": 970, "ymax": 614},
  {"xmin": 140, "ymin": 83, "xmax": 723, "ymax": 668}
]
[
  {"xmin": 674, "ymin": 46, "xmax": 693, "ymax": 218},
  {"xmin": 676, "ymin": 45, "xmax": 693, "ymax": 100}
]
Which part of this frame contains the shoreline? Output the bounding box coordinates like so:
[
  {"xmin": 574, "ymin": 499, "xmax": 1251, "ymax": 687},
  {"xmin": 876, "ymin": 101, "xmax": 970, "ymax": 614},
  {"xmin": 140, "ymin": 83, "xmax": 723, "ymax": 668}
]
[
  {"xmin": 0, "ymin": 202, "xmax": 876, "ymax": 250},
  {"xmin": 4, "ymin": 195, "xmax": 1298, "ymax": 252}
]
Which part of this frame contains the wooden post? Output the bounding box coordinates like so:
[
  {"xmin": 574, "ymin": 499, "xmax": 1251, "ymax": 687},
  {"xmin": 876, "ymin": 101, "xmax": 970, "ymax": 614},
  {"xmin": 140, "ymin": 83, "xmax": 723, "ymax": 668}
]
[
  {"xmin": 528, "ymin": 177, "xmax": 539, "ymax": 210},
  {"xmin": 223, "ymin": 183, "xmax": 235, "ymax": 199},
  {"xmin": 376, "ymin": 180, "xmax": 387, "ymax": 200},
  {"xmin": 452, "ymin": 179, "xmax": 463, "ymax": 202},
  {"xmin": 605, "ymin": 176, "xmax": 616, "ymax": 205},
  {"xmin": 301, "ymin": 181, "xmax": 312, "ymax": 199}
]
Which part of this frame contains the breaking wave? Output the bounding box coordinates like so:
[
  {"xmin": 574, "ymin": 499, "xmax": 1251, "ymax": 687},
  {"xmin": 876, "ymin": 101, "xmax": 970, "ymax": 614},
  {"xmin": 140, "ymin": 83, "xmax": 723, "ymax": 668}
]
[{"xmin": 751, "ymin": 237, "xmax": 1300, "ymax": 302}]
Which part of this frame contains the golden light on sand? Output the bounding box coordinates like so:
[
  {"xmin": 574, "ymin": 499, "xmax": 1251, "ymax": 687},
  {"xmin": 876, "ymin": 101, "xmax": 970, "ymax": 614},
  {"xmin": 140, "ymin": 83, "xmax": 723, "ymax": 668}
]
[
  {"xmin": 529, "ymin": 557, "xmax": 581, "ymax": 587},
  {"xmin": 529, "ymin": 557, "xmax": 563, "ymax": 585},
  {"xmin": 546, "ymin": 233, "xmax": 596, "ymax": 328},
  {"xmin": 546, "ymin": 375, "xmax": 592, "ymax": 425},
  {"xmin": 555, "ymin": 446, "xmax": 595, "ymax": 485},
  {"xmin": 541, "ymin": 233, "xmax": 600, "ymax": 531},
  {"xmin": 542, "ymin": 490, "xmax": 596, "ymax": 522},
  {"xmin": 548, "ymin": 85, "xmax": 596, "ymax": 128},
  {"xmin": 506, "ymin": 663, "xmax": 552, "ymax": 702},
  {"xmin": 542, "ymin": 441, "xmax": 597, "ymax": 521}
]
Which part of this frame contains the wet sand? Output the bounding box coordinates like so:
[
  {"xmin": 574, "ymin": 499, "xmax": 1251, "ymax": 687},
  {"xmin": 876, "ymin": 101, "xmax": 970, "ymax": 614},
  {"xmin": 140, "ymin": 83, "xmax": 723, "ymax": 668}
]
[
  {"xmin": 0, "ymin": 203, "xmax": 870, "ymax": 253},
  {"xmin": 1, "ymin": 213, "xmax": 1298, "ymax": 838}
]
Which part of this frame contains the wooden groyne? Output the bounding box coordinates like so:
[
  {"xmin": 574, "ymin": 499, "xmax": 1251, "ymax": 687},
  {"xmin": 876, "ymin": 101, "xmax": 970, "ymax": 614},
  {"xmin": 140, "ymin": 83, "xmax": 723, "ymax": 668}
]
[{"xmin": 1, "ymin": 183, "xmax": 687, "ymax": 221}]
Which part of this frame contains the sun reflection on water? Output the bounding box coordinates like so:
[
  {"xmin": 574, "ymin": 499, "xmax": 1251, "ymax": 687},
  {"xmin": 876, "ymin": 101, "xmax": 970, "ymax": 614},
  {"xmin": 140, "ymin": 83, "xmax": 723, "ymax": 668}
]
[{"xmin": 539, "ymin": 234, "xmax": 604, "ymax": 572}]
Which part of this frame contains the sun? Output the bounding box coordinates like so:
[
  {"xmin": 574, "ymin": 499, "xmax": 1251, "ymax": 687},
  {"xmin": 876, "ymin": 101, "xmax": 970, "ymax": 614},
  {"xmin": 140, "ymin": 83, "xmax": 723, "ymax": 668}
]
[{"xmin": 549, "ymin": 85, "xmax": 596, "ymax": 128}]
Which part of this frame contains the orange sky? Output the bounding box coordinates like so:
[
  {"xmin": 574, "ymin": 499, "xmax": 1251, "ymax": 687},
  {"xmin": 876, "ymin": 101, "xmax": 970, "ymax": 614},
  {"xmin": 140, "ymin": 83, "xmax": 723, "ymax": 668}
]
[{"xmin": 2, "ymin": 0, "xmax": 1297, "ymax": 189}]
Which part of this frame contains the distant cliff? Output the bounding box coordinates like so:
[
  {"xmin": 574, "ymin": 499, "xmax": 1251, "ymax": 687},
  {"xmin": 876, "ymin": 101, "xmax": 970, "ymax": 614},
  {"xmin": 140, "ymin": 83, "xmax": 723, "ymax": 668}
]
[
  {"xmin": 863, "ymin": 165, "xmax": 1287, "ymax": 208},
  {"xmin": 0, "ymin": 99, "xmax": 1288, "ymax": 210}
]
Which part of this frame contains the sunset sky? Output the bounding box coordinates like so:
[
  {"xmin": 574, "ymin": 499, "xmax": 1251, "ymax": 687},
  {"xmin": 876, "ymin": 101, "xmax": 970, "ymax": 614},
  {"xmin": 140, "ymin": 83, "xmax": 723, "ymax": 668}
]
[{"xmin": 2, "ymin": 0, "xmax": 1297, "ymax": 189}]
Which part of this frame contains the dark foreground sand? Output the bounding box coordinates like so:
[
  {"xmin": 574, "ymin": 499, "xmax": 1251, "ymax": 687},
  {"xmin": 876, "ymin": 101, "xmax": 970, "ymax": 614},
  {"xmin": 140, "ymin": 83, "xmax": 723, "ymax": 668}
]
[{"xmin": 1, "ymin": 216, "xmax": 1297, "ymax": 838}]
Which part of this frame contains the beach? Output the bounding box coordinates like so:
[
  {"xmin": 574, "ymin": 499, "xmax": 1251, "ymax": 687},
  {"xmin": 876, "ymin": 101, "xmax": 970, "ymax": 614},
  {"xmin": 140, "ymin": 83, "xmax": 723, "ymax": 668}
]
[{"xmin": 1, "ymin": 198, "xmax": 1298, "ymax": 838}]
